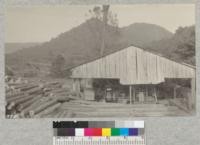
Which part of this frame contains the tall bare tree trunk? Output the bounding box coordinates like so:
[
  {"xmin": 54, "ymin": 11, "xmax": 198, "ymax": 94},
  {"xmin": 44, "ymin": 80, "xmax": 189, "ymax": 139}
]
[{"xmin": 100, "ymin": 5, "xmax": 109, "ymax": 56}]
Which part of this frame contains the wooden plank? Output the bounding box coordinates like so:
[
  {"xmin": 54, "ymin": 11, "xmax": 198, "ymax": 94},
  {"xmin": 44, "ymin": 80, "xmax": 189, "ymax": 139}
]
[
  {"xmin": 91, "ymin": 60, "xmax": 95, "ymax": 78},
  {"xmin": 102, "ymin": 58, "xmax": 105, "ymax": 78},
  {"xmin": 131, "ymin": 47, "xmax": 137, "ymax": 84},
  {"xmin": 113, "ymin": 53, "xmax": 117, "ymax": 77},
  {"xmin": 81, "ymin": 65, "xmax": 84, "ymax": 78},
  {"xmin": 119, "ymin": 50, "xmax": 125, "ymax": 84},
  {"xmin": 123, "ymin": 50, "xmax": 127, "ymax": 83},
  {"xmin": 116, "ymin": 54, "xmax": 121, "ymax": 79},
  {"xmin": 105, "ymin": 56, "xmax": 109, "ymax": 78},
  {"xmin": 108, "ymin": 54, "xmax": 112, "ymax": 78},
  {"xmin": 119, "ymin": 50, "xmax": 122, "ymax": 82},
  {"xmin": 136, "ymin": 48, "xmax": 142, "ymax": 84},
  {"xmin": 105, "ymin": 56, "xmax": 110, "ymax": 78},
  {"xmin": 87, "ymin": 63, "xmax": 91, "ymax": 78},
  {"xmin": 94, "ymin": 59, "xmax": 98, "ymax": 78},
  {"xmin": 126, "ymin": 47, "xmax": 131, "ymax": 84},
  {"xmin": 85, "ymin": 63, "xmax": 89, "ymax": 78},
  {"xmin": 123, "ymin": 49, "xmax": 128, "ymax": 83},
  {"xmin": 99, "ymin": 58, "xmax": 103, "ymax": 78},
  {"xmin": 110, "ymin": 53, "xmax": 115, "ymax": 77}
]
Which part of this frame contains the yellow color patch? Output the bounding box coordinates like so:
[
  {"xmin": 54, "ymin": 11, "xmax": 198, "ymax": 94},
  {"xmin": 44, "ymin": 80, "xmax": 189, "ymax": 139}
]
[{"xmin": 102, "ymin": 128, "xmax": 111, "ymax": 136}]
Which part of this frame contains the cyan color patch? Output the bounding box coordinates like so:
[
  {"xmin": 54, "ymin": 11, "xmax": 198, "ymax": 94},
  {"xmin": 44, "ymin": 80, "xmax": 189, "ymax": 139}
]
[{"xmin": 119, "ymin": 128, "xmax": 129, "ymax": 136}]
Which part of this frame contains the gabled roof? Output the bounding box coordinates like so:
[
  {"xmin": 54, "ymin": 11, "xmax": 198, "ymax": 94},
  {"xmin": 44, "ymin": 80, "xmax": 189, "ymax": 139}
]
[
  {"xmin": 69, "ymin": 44, "xmax": 195, "ymax": 70},
  {"xmin": 70, "ymin": 45, "xmax": 195, "ymax": 85}
]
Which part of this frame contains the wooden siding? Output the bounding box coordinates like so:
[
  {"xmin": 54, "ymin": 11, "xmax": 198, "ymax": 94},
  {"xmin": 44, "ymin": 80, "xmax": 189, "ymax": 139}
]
[{"xmin": 71, "ymin": 46, "xmax": 195, "ymax": 85}]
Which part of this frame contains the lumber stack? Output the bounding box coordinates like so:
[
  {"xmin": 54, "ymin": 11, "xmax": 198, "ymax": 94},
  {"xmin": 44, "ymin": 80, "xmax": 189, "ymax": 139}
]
[
  {"xmin": 5, "ymin": 76, "xmax": 75, "ymax": 118},
  {"xmin": 55, "ymin": 99, "xmax": 188, "ymax": 117}
]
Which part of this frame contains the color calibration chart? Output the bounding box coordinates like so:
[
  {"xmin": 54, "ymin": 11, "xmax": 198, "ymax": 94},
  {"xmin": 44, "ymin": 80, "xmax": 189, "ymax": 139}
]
[{"xmin": 53, "ymin": 121, "xmax": 145, "ymax": 145}]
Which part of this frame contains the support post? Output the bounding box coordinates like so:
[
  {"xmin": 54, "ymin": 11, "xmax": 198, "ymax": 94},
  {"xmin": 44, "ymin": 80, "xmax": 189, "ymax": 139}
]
[
  {"xmin": 72, "ymin": 79, "xmax": 76, "ymax": 92},
  {"xmin": 73, "ymin": 79, "xmax": 81, "ymax": 98},
  {"xmin": 189, "ymin": 77, "xmax": 196, "ymax": 111},
  {"xmin": 173, "ymin": 86, "xmax": 177, "ymax": 100},
  {"xmin": 76, "ymin": 79, "xmax": 81, "ymax": 92},
  {"xmin": 145, "ymin": 85, "xmax": 148, "ymax": 102},
  {"xmin": 133, "ymin": 86, "xmax": 135, "ymax": 103},
  {"xmin": 154, "ymin": 86, "xmax": 158, "ymax": 104},
  {"xmin": 129, "ymin": 85, "xmax": 132, "ymax": 104}
]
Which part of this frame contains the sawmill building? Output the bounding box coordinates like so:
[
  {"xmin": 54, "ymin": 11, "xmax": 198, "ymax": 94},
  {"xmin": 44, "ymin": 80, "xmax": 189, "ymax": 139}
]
[{"xmin": 70, "ymin": 45, "xmax": 196, "ymax": 112}]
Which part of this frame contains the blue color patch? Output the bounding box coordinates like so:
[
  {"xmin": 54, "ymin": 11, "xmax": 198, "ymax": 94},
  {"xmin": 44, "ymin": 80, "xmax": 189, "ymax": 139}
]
[{"xmin": 129, "ymin": 128, "xmax": 138, "ymax": 136}]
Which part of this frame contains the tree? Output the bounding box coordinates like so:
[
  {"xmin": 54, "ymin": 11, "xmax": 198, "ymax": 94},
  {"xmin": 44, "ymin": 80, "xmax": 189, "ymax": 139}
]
[
  {"xmin": 174, "ymin": 26, "xmax": 195, "ymax": 64},
  {"xmin": 86, "ymin": 5, "xmax": 119, "ymax": 56},
  {"xmin": 50, "ymin": 54, "xmax": 66, "ymax": 77},
  {"xmin": 87, "ymin": 5, "xmax": 118, "ymax": 28},
  {"xmin": 100, "ymin": 5, "xmax": 110, "ymax": 56}
]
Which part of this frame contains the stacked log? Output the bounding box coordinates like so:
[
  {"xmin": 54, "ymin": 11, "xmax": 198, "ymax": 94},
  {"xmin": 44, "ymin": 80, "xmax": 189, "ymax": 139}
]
[
  {"xmin": 7, "ymin": 92, "xmax": 25, "ymax": 99},
  {"xmin": 20, "ymin": 97, "xmax": 45, "ymax": 117},
  {"xmin": 26, "ymin": 87, "xmax": 43, "ymax": 95},
  {"xmin": 19, "ymin": 85, "xmax": 38, "ymax": 92},
  {"xmin": 5, "ymin": 76, "xmax": 76, "ymax": 118},
  {"xmin": 16, "ymin": 95, "xmax": 43, "ymax": 112},
  {"xmin": 29, "ymin": 99, "xmax": 57, "ymax": 117},
  {"xmin": 34, "ymin": 103, "xmax": 61, "ymax": 118}
]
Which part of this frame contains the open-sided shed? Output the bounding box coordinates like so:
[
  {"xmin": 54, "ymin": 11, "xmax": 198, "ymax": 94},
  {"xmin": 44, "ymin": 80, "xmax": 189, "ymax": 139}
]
[{"xmin": 70, "ymin": 45, "xmax": 195, "ymax": 110}]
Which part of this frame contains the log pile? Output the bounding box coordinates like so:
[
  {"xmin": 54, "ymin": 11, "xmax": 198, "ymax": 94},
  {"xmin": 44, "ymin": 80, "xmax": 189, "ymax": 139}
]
[
  {"xmin": 5, "ymin": 77, "xmax": 76, "ymax": 118},
  {"xmin": 5, "ymin": 76, "xmax": 189, "ymax": 118}
]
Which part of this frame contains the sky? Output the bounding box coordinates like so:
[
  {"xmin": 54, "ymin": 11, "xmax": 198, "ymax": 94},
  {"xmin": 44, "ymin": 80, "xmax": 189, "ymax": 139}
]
[{"xmin": 6, "ymin": 4, "xmax": 195, "ymax": 43}]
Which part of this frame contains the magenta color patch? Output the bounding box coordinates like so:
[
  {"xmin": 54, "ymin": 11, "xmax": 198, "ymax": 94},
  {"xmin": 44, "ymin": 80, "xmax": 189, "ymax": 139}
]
[{"xmin": 84, "ymin": 128, "xmax": 93, "ymax": 136}]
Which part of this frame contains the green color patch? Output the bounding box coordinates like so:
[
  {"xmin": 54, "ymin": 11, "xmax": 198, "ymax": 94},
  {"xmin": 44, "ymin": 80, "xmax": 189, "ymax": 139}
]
[{"xmin": 111, "ymin": 128, "xmax": 120, "ymax": 136}]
